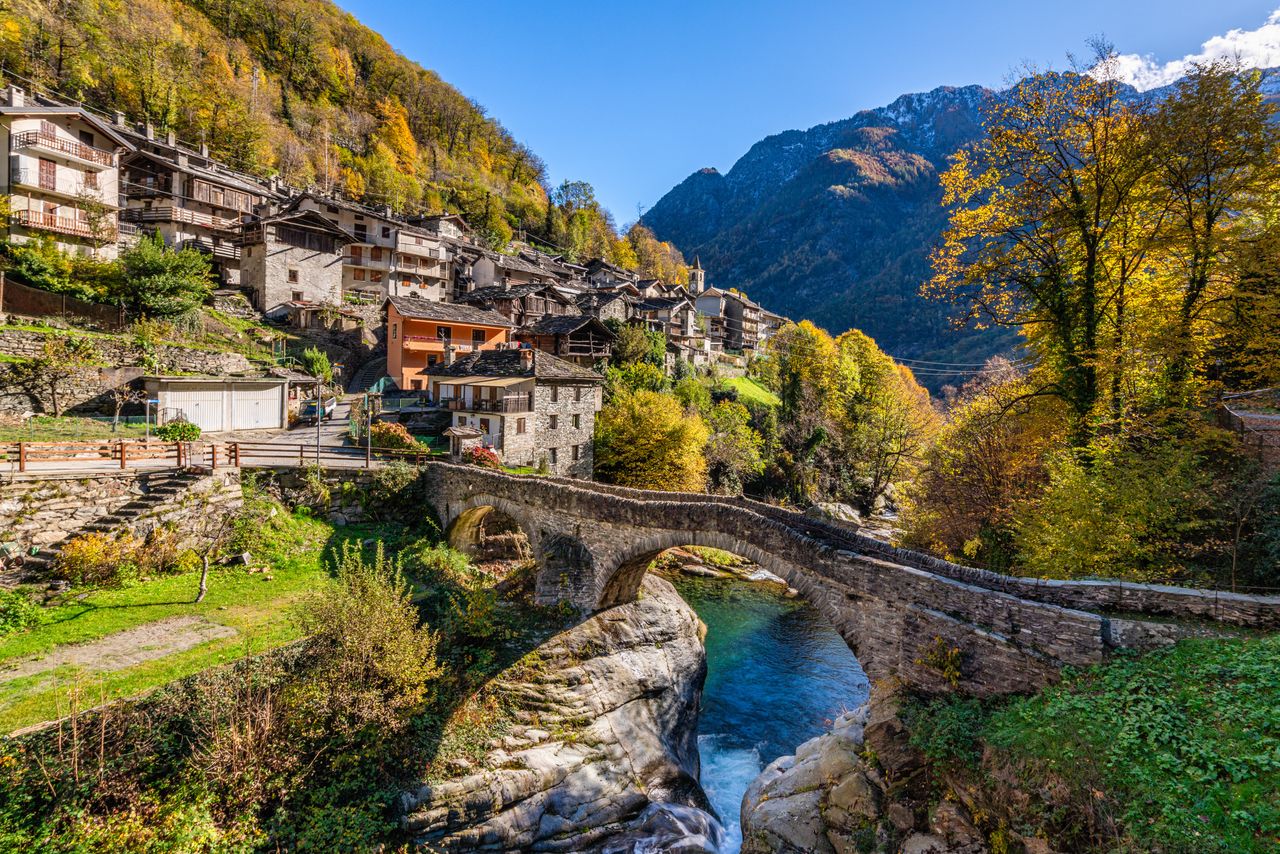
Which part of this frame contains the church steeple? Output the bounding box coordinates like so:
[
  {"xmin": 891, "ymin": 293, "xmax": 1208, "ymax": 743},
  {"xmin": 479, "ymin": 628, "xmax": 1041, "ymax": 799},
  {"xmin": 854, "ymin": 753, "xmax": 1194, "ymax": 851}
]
[{"xmin": 689, "ymin": 255, "xmax": 706, "ymax": 293}]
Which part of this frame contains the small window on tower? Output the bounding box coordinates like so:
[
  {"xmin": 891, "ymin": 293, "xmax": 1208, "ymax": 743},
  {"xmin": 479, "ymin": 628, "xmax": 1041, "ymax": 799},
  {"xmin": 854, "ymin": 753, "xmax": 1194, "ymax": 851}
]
[{"xmin": 287, "ymin": 269, "xmax": 299, "ymax": 283}]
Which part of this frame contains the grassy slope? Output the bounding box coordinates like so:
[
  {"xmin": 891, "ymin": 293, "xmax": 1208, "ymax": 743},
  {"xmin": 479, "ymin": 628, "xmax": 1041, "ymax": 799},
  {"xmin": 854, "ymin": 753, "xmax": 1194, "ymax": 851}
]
[
  {"xmin": 725, "ymin": 376, "xmax": 780, "ymax": 407},
  {"xmin": 908, "ymin": 636, "xmax": 1280, "ymax": 852},
  {"xmin": 0, "ymin": 416, "xmax": 150, "ymax": 443},
  {"xmin": 0, "ymin": 508, "xmax": 352, "ymax": 732}
]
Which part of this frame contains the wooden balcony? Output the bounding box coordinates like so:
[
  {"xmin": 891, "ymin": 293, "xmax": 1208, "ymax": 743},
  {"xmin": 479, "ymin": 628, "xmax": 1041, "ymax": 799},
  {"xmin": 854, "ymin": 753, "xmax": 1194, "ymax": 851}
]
[
  {"xmin": 12, "ymin": 129, "xmax": 113, "ymax": 167},
  {"xmin": 14, "ymin": 208, "xmax": 112, "ymax": 240},
  {"xmin": 182, "ymin": 236, "xmax": 241, "ymax": 260},
  {"xmin": 440, "ymin": 395, "xmax": 532, "ymax": 414},
  {"xmin": 121, "ymin": 205, "xmax": 240, "ymax": 232},
  {"xmin": 403, "ymin": 336, "xmax": 477, "ymax": 352}
]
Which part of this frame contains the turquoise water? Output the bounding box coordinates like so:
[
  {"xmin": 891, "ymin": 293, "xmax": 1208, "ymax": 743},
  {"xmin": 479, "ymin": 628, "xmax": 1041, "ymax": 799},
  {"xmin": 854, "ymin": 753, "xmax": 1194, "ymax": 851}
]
[{"xmin": 669, "ymin": 575, "xmax": 870, "ymax": 852}]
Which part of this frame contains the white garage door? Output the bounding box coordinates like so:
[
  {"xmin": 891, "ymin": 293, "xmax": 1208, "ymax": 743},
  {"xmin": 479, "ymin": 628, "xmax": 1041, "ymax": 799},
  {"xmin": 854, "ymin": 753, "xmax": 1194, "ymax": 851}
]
[
  {"xmin": 230, "ymin": 384, "xmax": 281, "ymax": 431},
  {"xmin": 167, "ymin": 383, "xmax": 226, "ymax": 433}
]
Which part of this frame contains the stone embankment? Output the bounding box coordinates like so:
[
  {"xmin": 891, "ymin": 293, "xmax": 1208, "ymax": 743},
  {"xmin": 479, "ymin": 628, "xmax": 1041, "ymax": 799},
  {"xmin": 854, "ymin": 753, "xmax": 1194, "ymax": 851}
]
[{"xmin": 400, "ymin": 575, "xmax": 719, "ymax": 852}]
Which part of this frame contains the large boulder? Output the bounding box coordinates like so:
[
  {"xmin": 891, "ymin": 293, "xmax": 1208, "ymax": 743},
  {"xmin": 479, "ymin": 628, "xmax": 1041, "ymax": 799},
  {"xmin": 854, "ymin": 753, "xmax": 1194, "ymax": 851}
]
[
  {"xmin": 400, "ymin": 575, "xmax": 716, "ymax": 852},
  {"xmin": 805, "ymin": 502, "xmax": 862, "ymax": 527}
]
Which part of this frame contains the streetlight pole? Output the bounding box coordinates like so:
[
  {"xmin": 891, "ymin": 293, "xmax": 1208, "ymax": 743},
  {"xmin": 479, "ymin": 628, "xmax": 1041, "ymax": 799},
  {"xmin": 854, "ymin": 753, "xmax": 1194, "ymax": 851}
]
[{"xmin": 315, "ymin": 378, "xmax": 323, "ymax": 466}]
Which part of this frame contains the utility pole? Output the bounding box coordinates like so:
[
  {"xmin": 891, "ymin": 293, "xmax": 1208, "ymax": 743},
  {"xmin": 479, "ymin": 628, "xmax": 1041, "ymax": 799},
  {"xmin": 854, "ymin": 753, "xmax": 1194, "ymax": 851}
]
[{"xmin": 315, "ymin": 378, "xmax": 323, "ymax": 466}]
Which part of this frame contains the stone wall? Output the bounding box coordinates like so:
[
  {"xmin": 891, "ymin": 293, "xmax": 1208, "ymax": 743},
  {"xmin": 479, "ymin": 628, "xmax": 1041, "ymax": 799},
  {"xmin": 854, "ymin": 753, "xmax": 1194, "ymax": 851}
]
[
  {"xmin": 531, "ymin": 382, "xmax": 597, "ymax": 478},
  {"xmin": 0, "ymin": 469, "xmax": 242, "ymax": 567},
  {"xmin": 0, "ymin": 329, "xmax": 253, "ymax": 416}
]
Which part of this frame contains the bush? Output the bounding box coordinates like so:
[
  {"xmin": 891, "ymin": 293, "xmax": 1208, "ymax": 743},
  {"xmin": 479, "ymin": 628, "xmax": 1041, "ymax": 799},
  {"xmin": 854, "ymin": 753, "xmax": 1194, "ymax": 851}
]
[
  {"xmin": 293, "ymin": 542, "xmax": 441, "ymax": 737},
  {"xmin": 0, "ymin": 589, "xmax": 45, "ymax": 637},
  {"xmin": 464, "ymin": 445, "xmax": 501, "ymax": 468},
  {"xmin": 298, "ymin": 346, "xmax": 333, "ymax": 383},
  {"xmin": 369, "ymin": 420, "xmax": 426, "ymax": 451},
  {"xmin": 55, "ymin": 532, "xmax": 140, "ymax": 586},
  {"xmin": 155, "ymin": 419, "xmax": 200, "ymax": 441}
]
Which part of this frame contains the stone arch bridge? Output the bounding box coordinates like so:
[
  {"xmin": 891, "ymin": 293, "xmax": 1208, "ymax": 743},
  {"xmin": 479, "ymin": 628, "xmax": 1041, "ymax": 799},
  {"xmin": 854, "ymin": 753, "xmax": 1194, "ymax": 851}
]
[{"xmin": 408, "ymin": 463, "xmax": 1280, "ymax": 697}]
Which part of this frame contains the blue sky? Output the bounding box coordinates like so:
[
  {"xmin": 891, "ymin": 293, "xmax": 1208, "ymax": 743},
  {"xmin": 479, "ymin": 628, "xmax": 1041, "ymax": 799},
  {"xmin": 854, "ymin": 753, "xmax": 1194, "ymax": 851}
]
[{"xmin": 337, "ymin": 1, "xmax": 1280, "ymax": 224}]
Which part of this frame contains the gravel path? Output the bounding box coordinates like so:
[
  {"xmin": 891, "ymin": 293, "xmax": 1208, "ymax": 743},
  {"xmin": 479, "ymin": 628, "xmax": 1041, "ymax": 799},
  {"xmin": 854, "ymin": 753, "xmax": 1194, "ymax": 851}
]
[{"xmin": 0, "ymin": 615, "xmax": 237, "ymax": 683}]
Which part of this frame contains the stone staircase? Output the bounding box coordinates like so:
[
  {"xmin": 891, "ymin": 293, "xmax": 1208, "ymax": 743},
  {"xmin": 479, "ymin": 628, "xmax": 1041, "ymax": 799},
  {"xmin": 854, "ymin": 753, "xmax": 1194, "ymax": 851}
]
[
  {"xmin": 347, "ymin": 351, "xmax": 392, "ymax": 394},
  {"xmin": 23, "ymin": 471, "xmax": 208, "ymax": 575}
]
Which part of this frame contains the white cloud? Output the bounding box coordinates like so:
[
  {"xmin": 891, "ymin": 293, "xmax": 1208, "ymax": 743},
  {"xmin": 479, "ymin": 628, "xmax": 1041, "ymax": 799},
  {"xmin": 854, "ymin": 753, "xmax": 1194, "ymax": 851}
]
[{"xmin": 1107, "ymin": 9, "xmax": 1280, "ymax": 90}]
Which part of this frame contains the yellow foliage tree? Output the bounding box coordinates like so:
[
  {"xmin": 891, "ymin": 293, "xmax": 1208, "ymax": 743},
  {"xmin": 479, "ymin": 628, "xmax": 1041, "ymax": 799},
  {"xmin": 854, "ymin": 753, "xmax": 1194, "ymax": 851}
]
[{"xmin": 594, "ymin": 389, "xmax": 708, "ymax": 491}]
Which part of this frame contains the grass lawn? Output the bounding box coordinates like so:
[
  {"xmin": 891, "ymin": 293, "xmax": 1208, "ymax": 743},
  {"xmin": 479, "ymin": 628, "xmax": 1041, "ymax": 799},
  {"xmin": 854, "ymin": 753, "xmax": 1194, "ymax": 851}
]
[
  {"xmin": 0, "ymin": 508, "xmax": 370, "ymax": 733},
  {"xmin": 0, "ymin": 416, "xmax": 151, "ymax": 444},
  {"xmin": 724, "ymin": 376, "xmax": 780, "ymax": 407}
]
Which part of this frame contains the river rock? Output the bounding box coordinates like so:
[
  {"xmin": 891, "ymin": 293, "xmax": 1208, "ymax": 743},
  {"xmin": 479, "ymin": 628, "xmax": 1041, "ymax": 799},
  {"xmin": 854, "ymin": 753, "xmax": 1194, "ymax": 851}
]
[{"xmin": 400, "ymin": 574, "xmax": 712, "ymax": 852}]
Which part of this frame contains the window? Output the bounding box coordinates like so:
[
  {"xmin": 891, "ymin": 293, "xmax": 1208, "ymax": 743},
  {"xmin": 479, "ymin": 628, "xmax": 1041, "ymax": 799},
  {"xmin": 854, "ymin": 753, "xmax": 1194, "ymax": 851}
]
[
  {"xmin": 549, "ymin": 448, "xmax": 558, "ymax": 465},
  {"xmin": 516, "ymin": 417, "xmax": 526, "ymax": 434},
  {"xmin": 79, "ymin": 130, "xmax": 95, "ymax": 147},
  {"xmin": 572, "ymin": 414, "xmax": 580, "ymax": 430},
  {"xmin": 382, "ymin": 226, "xmax": 391, "ymax": 238},
  {"xmin": 457, "ymin": 416, "xmax": 467, "ymax": 426},
  {"xmin": 427, "ymin": 355, "xmax": 437, "ymax": 366},
  {"xmin": 83, "ymin": 172, "xmax": 97, "ymax": 190},
  {"xmin": 480, "ymin": 418, "xmax": 490, "ymax": 433},
  {"xmin": 391, "ymin": 323, "xmax": 397, "ymax": 340},
  {"xmin": 371, "ymin": 247, "xmax": 383, "ymax": 262},
  {"xmin": 551, "ymin": 386, "xmax": 559, "ymax": 403},
  {"xmin": 572, "ymin": 445, "xmax": 580, "ymax": 461},
  {"xmin": 326, "ymin": 205, "xmax": 338, "ymax": 214},
  {"xmin": 472, "ymin": 329, "xmax": 485, "ymax": 347},
  {"xmin": 287, "ymin": 269, "xmax": 299, "ymax": 283},
  {"xmin": 370, "ymin": 271, "xmax": 383, "ymax": 283},
  {"xmin": 291, "ymin": 291, "xmax": 304, "ymax": 302},
  {"xmin": 548, "ymin": 414, "xmax": 558, "ymax": 430},
  {"xmin": 353, "ymin": 268, "xmax": 365, "ymax": 281},
  {"xmin": 354, "ymin": 224, "xmax": 368, "ymax": 241},
  {"xmin": 350, "ymin": 246, "xmax": 362, "ymax": 262},
  {"xmin": 411, "ymin": 380, "xmax": 422, "ymax": 390},
  {"xmin": 575, "ymin": 386, "xmax": 583, "ymax": 402}
]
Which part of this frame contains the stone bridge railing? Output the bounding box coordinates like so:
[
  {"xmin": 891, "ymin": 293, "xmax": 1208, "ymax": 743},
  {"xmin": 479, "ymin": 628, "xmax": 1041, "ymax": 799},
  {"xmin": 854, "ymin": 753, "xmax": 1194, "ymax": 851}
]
[{"xmin": 402, "ymin": 462, "xmax": 1280, "ymax": 698}]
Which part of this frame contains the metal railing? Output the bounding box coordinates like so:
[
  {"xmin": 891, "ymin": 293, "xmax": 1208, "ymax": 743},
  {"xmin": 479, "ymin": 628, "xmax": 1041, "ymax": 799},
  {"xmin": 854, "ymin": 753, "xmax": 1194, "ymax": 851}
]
[
  {"xmin": 12, "ymin": 129, "xmax": 114, "ymax": 166},
  {"xmin": 440, "ymin": 396, "xmax": 532, "ymax": 413}
]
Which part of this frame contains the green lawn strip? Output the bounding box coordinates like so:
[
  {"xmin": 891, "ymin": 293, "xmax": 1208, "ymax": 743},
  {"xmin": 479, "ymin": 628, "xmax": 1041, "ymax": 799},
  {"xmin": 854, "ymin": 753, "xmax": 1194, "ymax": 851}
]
[
  {"xmin": 724, "ymin": 376, "xmax": 780, "ymax": 407},
  {"xmin": 0, "ymin": 510, "xmax": 386, "ymax": 731},
  {"xmin": 0, "ymin": 416, "xmax": 151, "ymax": 443}
]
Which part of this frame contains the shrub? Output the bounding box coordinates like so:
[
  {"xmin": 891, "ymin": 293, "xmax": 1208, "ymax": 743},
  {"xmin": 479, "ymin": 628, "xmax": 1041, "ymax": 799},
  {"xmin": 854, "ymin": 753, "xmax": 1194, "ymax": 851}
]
[
  {"xmin": 55, "ymin": 532, "xmax": 140, "ymax": 586},
  {"xmin": 298, "ymin": 346, "xmax": 333, "ymax": 383},
  {"xmin": 464, "ymin": 445, "xmax": 501, "ymax": 468},
  {"xmin": 369, "ymin": 420, "xmax": 425, "ymax": 452},
  {"xmin": 293, "ymin": 542, "xmax": 441, "ymax": 737},
  {"xmin": 155, "ymin": 419, "xmax": 200, "ymax": 442},
  {"xmin": 0, "ymin": 589, "xmax": 45, "ymax": 637}
]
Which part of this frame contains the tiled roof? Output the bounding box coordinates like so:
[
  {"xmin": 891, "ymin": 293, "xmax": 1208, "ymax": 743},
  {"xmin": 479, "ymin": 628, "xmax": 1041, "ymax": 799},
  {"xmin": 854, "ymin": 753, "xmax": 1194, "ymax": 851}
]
[
  {"xmin": 424, "ymin": 348, "xmax": 603, "ymax": 382},
  {"xmin": 384, "ymin": 295, "xmax": 512, "ymax": 327}
]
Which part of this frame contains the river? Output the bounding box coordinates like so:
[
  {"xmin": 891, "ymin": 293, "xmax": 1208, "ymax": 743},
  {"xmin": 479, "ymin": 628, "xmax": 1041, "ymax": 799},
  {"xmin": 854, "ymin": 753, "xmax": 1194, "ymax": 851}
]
[{"xmin": 670, "ymin": 574, "xmax": 870, "ymax": 853}]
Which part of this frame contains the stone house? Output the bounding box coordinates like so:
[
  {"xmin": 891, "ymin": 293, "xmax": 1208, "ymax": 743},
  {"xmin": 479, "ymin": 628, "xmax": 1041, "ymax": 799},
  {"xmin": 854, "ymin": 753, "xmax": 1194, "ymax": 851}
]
[
  {"xmin": 576, "ymin": 290, "xmax": 633, "ymax": 324},
  {"xmin": 0, "ymin": 86, "xmax": 133, "ymax": 259},
  {"xmin": 459, "ymin": 282, "xmax": 580, "ymax": 327},
  {"xmin": 634, "ymin": 295, "xmax": 710, "ymax": 365},
  {"xmin": 117, "ymin": 124, "xmax": 281, "ymax": 285},
  {"xmin": 237, "ymin": 209, "xmax": 356, "ymax": 319},
  {"xmin": 515, "ymin": 314, "xmax": 615, "ymax": 366},
  {"xmin": 470, "ymin": 250, "xmax": 561, "ymax": 291},
  {"xmin": 696, "ymin": 287, "xmax": 764, "ymax": 352},
  {"xmin": 583, "ymin": 258, "xmax": 638, "ymax": 288},
  {"xmin": 384, "ymin": 294, "xmax": 511, "ymax": 390},
  {"xmin": 425, "ymin": 348, "xmax": 603, "ymax": 478}
]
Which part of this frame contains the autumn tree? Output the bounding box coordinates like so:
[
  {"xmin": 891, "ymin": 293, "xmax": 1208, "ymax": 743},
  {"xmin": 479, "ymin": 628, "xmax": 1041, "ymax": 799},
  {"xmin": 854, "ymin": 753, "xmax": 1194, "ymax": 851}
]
[
  {"xmin": 11, "ymin": 336, "xmax": 100, "ymax": 417},
  {"xmin": 704, "ymin": 400, "xmax": 764, "ymax": 495},
  {"xmin": 594, "ymin": 389, "xmax": 708, "ymax": 491}
]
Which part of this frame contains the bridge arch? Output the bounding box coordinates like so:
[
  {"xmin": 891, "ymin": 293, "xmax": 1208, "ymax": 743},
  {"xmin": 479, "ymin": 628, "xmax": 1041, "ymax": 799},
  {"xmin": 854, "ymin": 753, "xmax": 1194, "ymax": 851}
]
[{"xmin": 442, "ymin": 493, "xmax": 539, "ymax": 559}]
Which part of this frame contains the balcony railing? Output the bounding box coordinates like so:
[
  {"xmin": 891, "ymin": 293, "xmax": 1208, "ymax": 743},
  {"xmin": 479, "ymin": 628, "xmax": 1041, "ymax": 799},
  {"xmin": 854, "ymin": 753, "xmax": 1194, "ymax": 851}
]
[
  {"xmin": 440, "ymin": 396, "xmax": 532, "ymax": 414},
  {"xmin": 14, "ymin": 208, "xmax": 113, "ymax": 240},
  {"xmin": 403, "ymin": 336, "xmax": 477, "ymax": 351},
  {"xmin": 182, "ymin": 236, "xmax": 241, "ymax": 260},
  {"xmin": 12, "ymin": 129, "xmax": 113, "ymax": 167},
  {"xmin": 121, "ymin": 205, "xmax": 239, "ymax": 232}
]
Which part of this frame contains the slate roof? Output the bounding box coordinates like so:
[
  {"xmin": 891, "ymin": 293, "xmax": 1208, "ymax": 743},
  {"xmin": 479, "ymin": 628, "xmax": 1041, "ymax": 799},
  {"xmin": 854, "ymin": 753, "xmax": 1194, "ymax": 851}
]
[
  {"xmin": 384, "ymin": 295, "xmax": 512, "ymax": 327},
  {"xmin": 520, "ymin": 314, "xmax": 615, "ymax": 337},
  {"xmin": 461, "ymin": 284, "xmax": 557, "ymax": 304},
  {"xmin": 423, "ymin": 348, "xmax": 603, "ymax": 382}
]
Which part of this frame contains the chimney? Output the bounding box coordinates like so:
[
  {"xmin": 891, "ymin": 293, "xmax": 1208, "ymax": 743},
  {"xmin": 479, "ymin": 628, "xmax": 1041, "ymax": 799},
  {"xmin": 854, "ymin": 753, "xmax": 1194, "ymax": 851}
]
[
  {"xmin": 5, "ymin": 86, "xmax": 23, "ymax": 108},
  {"xmin": 166, "ymin": 129, "xmax": 176, "ymax": 147},
  {"xmin": 144, "ymin": 122, "xmax": 155, "ymax": 140},
  {"xmin": 199, "ymin": 141, "xmax": 209, "ymax": 158},
  {"xmin": 520, "ymin": 348, "xmax": 534, "ymax": 372},
  {"xmin": 444, "ymin": 344, "xmax": 456, "ymax": 366},
  {"xmin": 113, "ymin": 110, "xmax": 125, "ymax": 126}
]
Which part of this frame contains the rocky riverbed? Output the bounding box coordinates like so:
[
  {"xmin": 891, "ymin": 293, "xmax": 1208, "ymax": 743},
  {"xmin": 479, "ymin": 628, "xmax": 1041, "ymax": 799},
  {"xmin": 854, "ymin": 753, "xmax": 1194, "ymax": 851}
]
[{"xmin": 400, "ymin": 574, "xmax": 720, "ymax": 852}]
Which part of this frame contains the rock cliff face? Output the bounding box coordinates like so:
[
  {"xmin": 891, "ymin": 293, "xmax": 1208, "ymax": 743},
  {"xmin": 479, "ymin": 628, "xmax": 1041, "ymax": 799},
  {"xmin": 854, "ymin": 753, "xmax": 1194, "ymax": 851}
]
[{"xmin": 400, "ymin": 575, "xmax": 719, "ymax": 852}]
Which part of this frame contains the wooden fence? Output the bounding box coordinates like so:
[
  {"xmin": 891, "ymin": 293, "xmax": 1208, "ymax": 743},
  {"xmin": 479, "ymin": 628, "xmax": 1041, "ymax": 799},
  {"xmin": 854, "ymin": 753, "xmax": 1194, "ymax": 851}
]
[
  {"xmin": 2, "ymin": 439, "xmax": 444, "ymax": 473},
  {"xmin": 0, "ymin": 274, "xmax": 127, "ymax": 330}
]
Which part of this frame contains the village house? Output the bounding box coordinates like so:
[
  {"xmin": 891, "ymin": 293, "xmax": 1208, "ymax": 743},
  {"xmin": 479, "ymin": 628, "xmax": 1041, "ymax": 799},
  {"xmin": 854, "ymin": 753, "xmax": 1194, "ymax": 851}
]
[
  {"xmin": 117, "ymin": 123, "xmax": 281, "ymax": 285},
  {"xmin": 634, "ymin": 294, "xmax": 710, "ymax": 365},
  {"xmin": 384, "ymin": 294, "xmax": 511, "ymax": 391},
  {"xmin": 425, "ymin": 348, "xmax": 603, "ymax": 478},
  {"xmin": 515, "ymin": 314, "xmax": 615, "ymax": 366},
  {"xmin": 459, "ymin": 282, "xmax": 579, "ymax": 327},
  {"xmin": 583, "ymin": 258, "xmax": 638, "ymax": 288},
  {"xmin": 237, "ymin": 209, "xmax": 356, "ymax": 319},
  {"xmin": 696, "ymin": 286, "xmax": 764, "ymax": 352},
  {"xmin": 469, "ymin": 249, "xmax": 562, "ymax": 292},
  {"xmin": 0, "ymin": 86, "xmax": 133, "ymax": 259},
  {"xmin": 576, "ymin": 289, "xmax": 633, "ymax": 324}
]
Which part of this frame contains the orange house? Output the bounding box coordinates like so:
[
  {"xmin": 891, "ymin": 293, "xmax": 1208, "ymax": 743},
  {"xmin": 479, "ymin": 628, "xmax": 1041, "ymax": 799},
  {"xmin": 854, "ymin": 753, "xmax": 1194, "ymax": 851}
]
[{"xmin": 384, "ymin": 296, "xmax": 512, "ymax": 390}]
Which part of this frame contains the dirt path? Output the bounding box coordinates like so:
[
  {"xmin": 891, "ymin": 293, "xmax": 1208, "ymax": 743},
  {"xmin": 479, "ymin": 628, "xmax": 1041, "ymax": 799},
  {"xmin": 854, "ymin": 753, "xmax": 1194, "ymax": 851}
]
[{"xmin": 0, "ymin": 616, "xmax": 237, "ymax": 683}]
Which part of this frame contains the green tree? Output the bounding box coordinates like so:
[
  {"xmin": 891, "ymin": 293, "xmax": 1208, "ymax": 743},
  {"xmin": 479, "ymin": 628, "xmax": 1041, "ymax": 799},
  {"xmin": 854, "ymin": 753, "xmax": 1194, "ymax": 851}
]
[
  {"xmin": 299, "ymin": 346, "xmax": 333, "ymax": 383},
  {"xmin": 113, "ymin": 233, "xmax": 213, "ymax": 319},
  {"xmin": 704, "ymin": 400, "xmax": 764, "ymax": 495},
  {"xmin": 10, "ymin": 336, "xmax": 99, "ymax": 417},
  {"xmin": 594, "ymin": 389, "xmax": 708, "ymax": 491}
]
